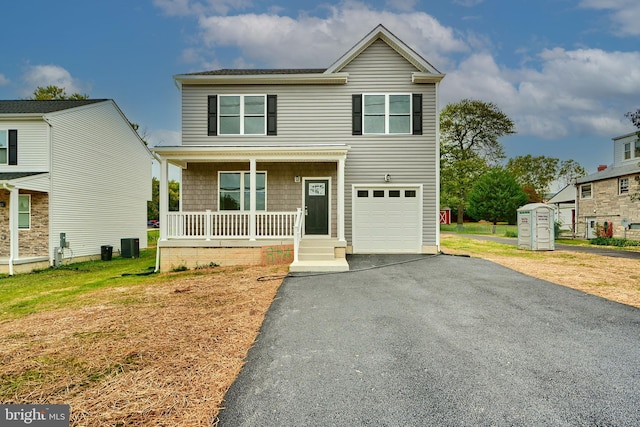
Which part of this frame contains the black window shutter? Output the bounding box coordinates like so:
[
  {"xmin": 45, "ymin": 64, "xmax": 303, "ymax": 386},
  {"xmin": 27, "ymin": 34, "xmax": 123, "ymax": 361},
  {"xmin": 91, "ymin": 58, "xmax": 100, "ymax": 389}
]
[
  {"xmin": 267, "ymin": 94, "xmax": 277, "ymax": 135},
  {"xmin": 8, "ymin": 129, "xmax": 17, "ymax": 165},
  {"xmin": 352, "ymin": 94, "xmax": 362, "ymax": 135},
  {"xmin": 412, "ymin": 94, "xmax": 422, "ymax": 135},
  {"xmin": 207, "ymin": 95, "xmax": 217, "ymax": 136}
]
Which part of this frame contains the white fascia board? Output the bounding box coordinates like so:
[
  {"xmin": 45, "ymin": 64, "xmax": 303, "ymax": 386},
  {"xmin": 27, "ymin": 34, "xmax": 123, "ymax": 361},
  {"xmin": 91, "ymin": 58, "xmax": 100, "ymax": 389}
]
[
  {"xmin": 153, "ymin": 144, "xmax": 350, "ymax": 163},
  {"xmin": 173, "ymin": 73, "xmax": 349, "ymax": 86},
  {"xmin": 412, "ymin": 72, "xmax": 446, "ymax": 84}
]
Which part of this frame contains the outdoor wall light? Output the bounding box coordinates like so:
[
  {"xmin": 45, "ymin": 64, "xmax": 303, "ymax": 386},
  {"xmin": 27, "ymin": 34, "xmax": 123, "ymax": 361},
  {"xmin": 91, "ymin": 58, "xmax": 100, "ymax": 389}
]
[{"xmin": 384, "ymin": 174, "xmax": 391, "ymax": 182}]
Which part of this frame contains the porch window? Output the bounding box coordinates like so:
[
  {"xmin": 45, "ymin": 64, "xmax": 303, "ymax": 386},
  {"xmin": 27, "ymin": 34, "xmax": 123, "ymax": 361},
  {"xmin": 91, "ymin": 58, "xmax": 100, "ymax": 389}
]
[
  {"xmin": 18, "ymin": 194, "xmax": 30, "ymax": 229},
  {"xmin": 219, "ymin": 172, "xmax": 266, "ymax": 211},
  {"xmin": 580, "ymin": 183, "xmax": 592, "ymax": 199},
  {"xmin": 619, "ymin": 177, "xmax": 629, "ymax": 194},
  {"xmin": 362, "ymin": 94, "xmax": 411, "ymax": 134},
  {"xmin": 219, "ymin": 95, "xmax": 266, "ymax": 135}
]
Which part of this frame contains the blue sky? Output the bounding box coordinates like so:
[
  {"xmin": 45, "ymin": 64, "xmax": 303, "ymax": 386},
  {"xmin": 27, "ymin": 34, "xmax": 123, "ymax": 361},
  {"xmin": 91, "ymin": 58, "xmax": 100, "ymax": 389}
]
[{"xmin": 1, "ymin": 0, "xmax": 639, "ymax": 185}]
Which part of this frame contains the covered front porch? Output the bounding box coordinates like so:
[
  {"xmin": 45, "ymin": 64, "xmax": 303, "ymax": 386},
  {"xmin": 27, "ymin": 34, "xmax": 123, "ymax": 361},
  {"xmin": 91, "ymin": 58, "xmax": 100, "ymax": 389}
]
[{"xmin": 153, "ymin": 144, "xmax": 350, "ymax": 272}]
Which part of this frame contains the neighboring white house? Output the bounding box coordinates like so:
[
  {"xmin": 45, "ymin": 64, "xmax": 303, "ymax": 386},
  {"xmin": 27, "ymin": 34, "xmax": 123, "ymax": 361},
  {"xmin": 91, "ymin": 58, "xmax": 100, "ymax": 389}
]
[
  {"xmin": 153, "ymin": 24, "xmax": 445, "ymax": 272},
  {"xmin": 547, "ymin": 184, "xmax": 576, "ymax": 235},
  {"xmin": 0, "ymin": 99, "xmax": 153, "ymax": 274}
]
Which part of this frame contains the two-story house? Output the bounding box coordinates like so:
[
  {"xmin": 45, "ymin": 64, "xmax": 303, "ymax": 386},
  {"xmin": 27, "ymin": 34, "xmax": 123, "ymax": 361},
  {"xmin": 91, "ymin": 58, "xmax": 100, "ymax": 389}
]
[
  {"xmin": 0, "ymin": 99, "xmax": 153, "ymax": 274},
  {"xmin": 576, "ymin": 131, "xmax": 640, "ymax": 239},
  {"xmin": 153, "ymin": 25, "xmax": 445, "ymax": 272}
]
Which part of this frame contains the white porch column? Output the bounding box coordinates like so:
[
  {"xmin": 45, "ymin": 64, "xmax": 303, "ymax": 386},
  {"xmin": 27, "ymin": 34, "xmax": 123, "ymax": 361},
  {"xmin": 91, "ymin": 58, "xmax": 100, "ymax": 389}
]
[
  {"xmin": 8, "ymin": 186, "xmax": 19, "ymax": 275},
  {"xmin": 249, "ymin": 158, "xmax": 257, "ymax": 241},
  {"xmin": 337, "ymin": 156, "xmax": 346, "ymax": 243},
  {"xmin": 159, "ymin": 158, "xmax": 169, "ymax": 241}
]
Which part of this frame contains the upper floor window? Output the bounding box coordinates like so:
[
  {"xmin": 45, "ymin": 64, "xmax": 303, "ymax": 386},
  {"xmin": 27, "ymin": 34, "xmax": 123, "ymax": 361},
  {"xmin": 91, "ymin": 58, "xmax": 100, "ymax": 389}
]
[
  {"xmin": 220, "ymin": 95, "xmax": 265, "ymax": 135},
  {"xmin": 619, "ymin": 177, "xmax": 629, "ymax": 194},
  {"xmin": 580, "ymin": 183, "xmax": 592, "ymax": 199},
  {"xmin": 624, "ymin": 143, "xmax": 631, "ymax": 160},
  {"xmin": 363, "ymin": 94, "xmax": 411, "ymax": 134},
  {"xmin": 636, "ymin": 140, "xmax": 640, "ymax": 158},
  {"xmin": 0, "ymin": 129, "xmax": 18, "ymax": 165},
  {"xmin": 208, "ymin": 95, "xmax": 276, "ymax": 136},
  {"xmin": 352, "ymin": 93, "xmax": 422, "ymax": 136},
  {"xmin": 219, "ymin": 172, "xmax": 266, "ymax": 211}
]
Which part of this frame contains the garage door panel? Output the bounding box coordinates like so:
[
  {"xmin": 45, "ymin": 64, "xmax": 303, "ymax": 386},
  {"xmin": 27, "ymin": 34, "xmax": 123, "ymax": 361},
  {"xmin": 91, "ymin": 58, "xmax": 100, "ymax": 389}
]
[{"xmin": 353, "ymin": 186, "xmax": 421, "ymax": 253}]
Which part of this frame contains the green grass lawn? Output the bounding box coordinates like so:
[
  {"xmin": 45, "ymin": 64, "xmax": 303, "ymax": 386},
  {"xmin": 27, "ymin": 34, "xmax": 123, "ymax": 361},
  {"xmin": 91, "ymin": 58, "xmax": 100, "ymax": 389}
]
[
  {"xmin": 0, "ymin": 249, "xmax": 163, "ymax": 320},
  {"xmin": 440, "ymin": 222, "xmax": 518, "ymax": 236}
]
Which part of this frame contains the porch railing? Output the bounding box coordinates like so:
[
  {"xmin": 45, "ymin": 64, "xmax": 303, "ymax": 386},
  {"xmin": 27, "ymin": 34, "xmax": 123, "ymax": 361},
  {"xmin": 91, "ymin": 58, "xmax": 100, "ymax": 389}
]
[{"xmin": 166, "ymin": 210, "xmax": 301, "ymax": 240}]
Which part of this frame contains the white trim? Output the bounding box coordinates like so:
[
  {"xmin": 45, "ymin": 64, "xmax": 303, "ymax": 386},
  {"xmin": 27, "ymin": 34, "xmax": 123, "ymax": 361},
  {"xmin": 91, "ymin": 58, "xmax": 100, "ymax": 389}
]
[
  {"xmin": 302, "ymin": 176, "xmax": 332, "ymax": 237},
  {"xmin": 579, "ymin": 183, "xmax": 593, "ymax": 200},
  {"xmin": 351, "ymin": 184, "xmax": 423, "ymax": 253},
  {"xmin": 174, "ymin": 73, "xmax": 349, "ymax": 86}
]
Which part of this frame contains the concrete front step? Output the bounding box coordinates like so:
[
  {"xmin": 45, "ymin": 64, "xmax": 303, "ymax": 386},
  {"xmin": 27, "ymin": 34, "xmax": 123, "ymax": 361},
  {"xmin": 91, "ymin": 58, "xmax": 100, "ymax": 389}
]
[{"xmin": 289, "ymin": 259, "xmax": 350, "ymax": 273}]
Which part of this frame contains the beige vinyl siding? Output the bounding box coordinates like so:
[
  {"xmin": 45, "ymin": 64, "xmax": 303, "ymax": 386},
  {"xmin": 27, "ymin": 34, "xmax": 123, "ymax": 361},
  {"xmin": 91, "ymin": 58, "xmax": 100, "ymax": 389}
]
[
  {"xmin": 46, "ymin": 101, "xmax": 152, "ymax": 258},
  {"xmin": 181, "ymin": 39, "xmax": 439, "ymax": 248},
  {"xmin": 0, "ymin": 120, "xmax": 50, "ymax": 171}
]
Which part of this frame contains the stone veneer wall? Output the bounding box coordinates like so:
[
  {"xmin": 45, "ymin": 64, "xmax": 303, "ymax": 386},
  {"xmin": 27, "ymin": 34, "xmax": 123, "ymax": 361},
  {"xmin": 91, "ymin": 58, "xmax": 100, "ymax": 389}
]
[
  {"xmin": 182, "ymin": 162, "xmax": 338, "ymax": 237},
  {"xmin": 577, "ymin": 175, "xmax": 640, "ymax": 240},
  {"xmin": 0, "ymin": 190, "xmax": 50, "ymax": 258}
]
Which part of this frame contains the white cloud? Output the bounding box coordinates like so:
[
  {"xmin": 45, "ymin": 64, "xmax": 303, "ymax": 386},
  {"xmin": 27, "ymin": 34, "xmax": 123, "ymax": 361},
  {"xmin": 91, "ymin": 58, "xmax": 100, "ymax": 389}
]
[
  {"xmin": 0, "ymin": 74, "xmax": 9, "ymax": 86},
  {"xmin": 441, "ymin": 47, "xmax": 640, "ymax": 140},
  {"xmin": 452, "ymin": 0, "xmax": 484, "ymax": 6},
  {"xmin": 579, "ymin": 0, "xmax": 640, "ymax": 36},
  {"xmin": 21, "ymin": 65, "xmax": 86, "ymax": 97},
  {"xmin": 194, "ymin": 2, "xmax": 467, "ymax": 69}
]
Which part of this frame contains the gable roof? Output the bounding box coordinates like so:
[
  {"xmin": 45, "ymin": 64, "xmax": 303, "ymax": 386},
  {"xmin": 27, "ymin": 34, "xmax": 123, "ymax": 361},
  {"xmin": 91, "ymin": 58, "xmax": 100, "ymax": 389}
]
[
  {"xmin": 174, "ymin": 24, "xmax": 444, "ymax": 86},
  {"xmin": 325, "ymin": 24, "xmax": 441, "ymax": 75},
  {"xmin": 0, "ymin": 100, "xmax": 107, "ymax": 115},
  {"xmin": 547, "ymin": 185, "xmax": 576, "ymax": 204}
]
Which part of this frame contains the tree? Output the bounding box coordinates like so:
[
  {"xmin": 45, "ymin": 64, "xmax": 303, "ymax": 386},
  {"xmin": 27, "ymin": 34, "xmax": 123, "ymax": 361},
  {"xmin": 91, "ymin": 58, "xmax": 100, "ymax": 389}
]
[
  {"xmin": 440, "ymin": 99, "xmax": 516, "ymax": 226},
  {"xmin": 467, "ymin": 168, "xmax": 528, "ymax": 233},
  {"xmin": 30, "ymin": 85, "xmax": 89, "ymax": 100},
  {"xmin": 625, "ymin": 109, "xmax": 640, "ymax": 129},
  {"xmin": 147, "ymin": 177, "xmax": 180, "ymax": 220},
  {"xmin": 507, "ymin": 155, "xmax": 587, "ymax": 202}
]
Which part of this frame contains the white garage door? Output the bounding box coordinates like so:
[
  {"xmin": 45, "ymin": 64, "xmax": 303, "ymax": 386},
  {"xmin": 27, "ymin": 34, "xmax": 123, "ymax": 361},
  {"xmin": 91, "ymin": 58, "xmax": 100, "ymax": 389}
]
[{"xmin": 352, "ymin": 186, "xmax": 422, "ymax": 253}]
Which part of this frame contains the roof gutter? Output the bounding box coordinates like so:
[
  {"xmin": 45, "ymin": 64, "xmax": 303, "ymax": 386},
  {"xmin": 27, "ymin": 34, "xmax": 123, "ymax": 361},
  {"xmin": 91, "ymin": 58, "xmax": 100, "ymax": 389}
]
[{"xmin": 173, "ymin": 72, "xmax": 349, "ymax": 86}]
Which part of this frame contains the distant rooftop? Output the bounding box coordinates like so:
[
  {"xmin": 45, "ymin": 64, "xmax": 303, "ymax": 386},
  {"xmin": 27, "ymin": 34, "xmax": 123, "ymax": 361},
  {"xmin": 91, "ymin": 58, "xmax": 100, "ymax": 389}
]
[{"xmin": 0, "ymin": 99, "xmax": 107, "ymax": 114}]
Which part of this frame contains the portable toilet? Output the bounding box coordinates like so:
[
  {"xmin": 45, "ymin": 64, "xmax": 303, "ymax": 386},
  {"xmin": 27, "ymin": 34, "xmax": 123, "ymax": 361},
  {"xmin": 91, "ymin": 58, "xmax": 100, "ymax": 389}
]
[{"xmin": 517, "ymin": 203, "xmax": 555, "ymax": 250}]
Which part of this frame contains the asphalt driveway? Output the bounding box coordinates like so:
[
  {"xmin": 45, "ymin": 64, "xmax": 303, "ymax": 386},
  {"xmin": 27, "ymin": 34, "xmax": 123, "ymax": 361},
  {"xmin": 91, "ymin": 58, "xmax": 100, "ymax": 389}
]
[{"xmin": 217, "ymin": 254, "xmax": 640, "ymax": 426}]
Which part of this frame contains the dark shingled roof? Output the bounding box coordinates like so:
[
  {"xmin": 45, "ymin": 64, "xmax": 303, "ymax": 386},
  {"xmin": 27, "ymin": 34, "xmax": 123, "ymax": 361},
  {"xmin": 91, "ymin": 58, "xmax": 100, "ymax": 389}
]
[
  {"xmin": 0, "ymin": 100, "xmax": 107, "ymax": 114},
  {"xmin": 0, "ymin": 172, "xmax": 48, "ymax": 181},
  {"xmin": 183, "ymin": 68, "xmax": 327, "ymax": 76}
]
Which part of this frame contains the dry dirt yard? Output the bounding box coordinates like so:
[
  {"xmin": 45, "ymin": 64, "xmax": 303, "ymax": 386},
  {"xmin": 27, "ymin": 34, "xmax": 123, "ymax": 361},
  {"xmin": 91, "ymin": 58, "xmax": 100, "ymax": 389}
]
[
  {"xmin": 0, "ymin": 265, "xmax": 288, "ymax": 426},
  {"xmin": 1, "ymin": 240, "xmax": 638, "ymax": 426}
]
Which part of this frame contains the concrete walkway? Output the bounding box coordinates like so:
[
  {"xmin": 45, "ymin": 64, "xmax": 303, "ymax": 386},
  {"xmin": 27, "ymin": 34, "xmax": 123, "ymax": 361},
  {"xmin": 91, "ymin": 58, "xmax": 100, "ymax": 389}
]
[{"xmin": 217, "ymin": 254, "xmax": 640, "ymax": 426}]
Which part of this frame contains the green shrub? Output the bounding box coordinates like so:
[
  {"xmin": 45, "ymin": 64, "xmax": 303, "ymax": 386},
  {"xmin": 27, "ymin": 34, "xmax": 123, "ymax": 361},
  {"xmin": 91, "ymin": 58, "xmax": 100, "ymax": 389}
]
[
  {"xmin": 504, "ymin": 230, "xmax": 518, "ymax": 238},
  {"xmin": 589, "ymin": 237, "xmax": 640, "ymax": 247}
]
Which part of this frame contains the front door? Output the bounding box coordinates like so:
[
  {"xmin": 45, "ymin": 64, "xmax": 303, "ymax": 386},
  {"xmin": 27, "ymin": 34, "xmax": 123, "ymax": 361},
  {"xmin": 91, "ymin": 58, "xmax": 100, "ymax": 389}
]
[
  {"xmin": 305, "ymin": 179, "xmax": 329, "ymax": 235},
  {"xmin": 586, "ymin": 217, "xmax": 596, "ymax": 239}
]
